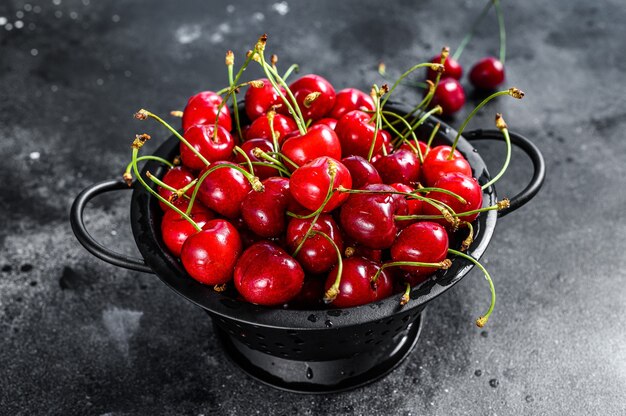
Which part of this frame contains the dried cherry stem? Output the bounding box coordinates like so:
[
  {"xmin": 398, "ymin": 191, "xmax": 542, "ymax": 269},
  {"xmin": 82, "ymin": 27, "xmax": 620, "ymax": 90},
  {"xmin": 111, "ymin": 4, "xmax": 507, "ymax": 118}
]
[
  {"xmin": 399, "ymin": 282, "xmax": 412, "ymax": 306},
  {"xmin": 130, "ymin": 143, "xmax": 201, "ymax": 232},
  {"xmin": 123, "ymin": 156, "xmax": 173, "ymax": 186},
  {"xmin": 170, "ymin": 110, "xmax": 183, "ymax": 117},
  {"xmin": 282, "ymin": 63, "xmax": 299, "ymax": 81},
  {"xmin": 185, "ymin": 163, "xmax": 263, "ymax": 215},
  {"xmin": 461, "ymin": 221, "xmax": 474, "ymax": 251},
  {"xmin": 494, "ymin": 0, "xmax": 507, "ymax": 65},
  {"xmin": 448, "ymin": 248, "xmax": 495, "ymax": 327},
  {"xmin": 380, "ymin": 62, "xmax": 444, "ymax": 109},
  {"xmin": 378, "ymin": 62, "xmax": 428, "ymax": 89},
  {"xmin": 425, "ymin": 122, "xmax": 440, "ymax": 150},
  {"xmin": 447, "ymin": 88, "xmax": 524, "ymax": 159},
  {"xmin": 371, "ymin": 259, "xmax": 452, "ymax": 286},
  {"xmin": 451, "ymin": 0, "xmax": 494, "ymax": 61},
  {"xmin": 134, "ymin": 109, "xmax": 210, "ymax": 167},
  {"xmin": 395, "ymin": 199, "xmax": 511, "ymax": 221},
  {"xmin": 233, "ymin": 146, "xmax": 254, "ymax": 175},
  {"xmin": 301, "ymin": 231, "xmax": 342, "ymax": 304},
  {"xmin": 481, "ymin": 113, "xmax": 511, "ymax": 190}
]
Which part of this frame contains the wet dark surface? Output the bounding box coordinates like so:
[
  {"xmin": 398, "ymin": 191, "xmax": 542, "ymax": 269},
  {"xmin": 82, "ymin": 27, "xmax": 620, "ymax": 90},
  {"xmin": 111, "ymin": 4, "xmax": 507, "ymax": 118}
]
[{"xmin": 1, "ymin": 0, "xmax": 625, "ymax": 414}]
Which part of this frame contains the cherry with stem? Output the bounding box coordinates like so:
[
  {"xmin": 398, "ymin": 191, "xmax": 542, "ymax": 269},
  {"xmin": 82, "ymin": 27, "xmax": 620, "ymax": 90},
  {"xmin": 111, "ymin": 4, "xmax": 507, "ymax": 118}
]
[{"xmin": 481, "ymin": 113, "xmax": 511, "ymax": 190}]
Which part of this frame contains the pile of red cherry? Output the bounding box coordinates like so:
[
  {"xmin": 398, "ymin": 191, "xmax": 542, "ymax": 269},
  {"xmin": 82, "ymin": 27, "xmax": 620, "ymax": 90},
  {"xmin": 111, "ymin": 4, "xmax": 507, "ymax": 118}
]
[{"xmin": 128, "ymin": 34, "xmax": 517, "ymax": 326}]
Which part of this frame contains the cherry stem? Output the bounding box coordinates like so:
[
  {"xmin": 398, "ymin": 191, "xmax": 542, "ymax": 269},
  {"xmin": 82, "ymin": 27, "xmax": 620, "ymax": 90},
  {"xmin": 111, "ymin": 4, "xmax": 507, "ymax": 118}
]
[
  {"xmin": 448, "ymin": 89, "xmax": 519, "ymax": 159},
  {"xmin": 135, "ymin": 109, "xmax": 210, "ymax": 167},
  {"xmin": 266, "ymin": 112, "xmax": 280, "ymax": 158},
  {"xmin": 461, "ymin": 221, "xmax": 474, "ymax": 251},
  {"xmin": 268, "ymin": 151, "xmax": 299, "ymax": 171},
  {"xmin": 124, "ymin": 156, "xmax": 173, "ymax": 182},
  {"xmin": 481, "ymin": 117, "xmax": 511, "ymax": 190},
  {"xmin": 494, "ymin": 0, "xmax": 507, "ymax": 65},
  {"xmin": 400, "ymin": 282, "xmax": 411, "ymax": 306},
  {"xmin": 253, "ymin": 148, "xmax": 291, "ymax": 174},
  {"xmin": 228, "ymin": 61, "xmax": 243, "ymax": 143},
  {"xmin": 282, "ymin": 64, "xmax": 299, "ymax": 81},
  {"xmin": 233, "ymin": 146, "xmax": 254, "ymax": 175},
  {"xmin": 452, "ymin": 0, "xmax": 494, "ymax": 61},
  {"xmin": 131, "ymin": 148, "xmax": 201, "ymax": 232},
  {"xmin": 249, "ymin": 161, "xmax": 291, "ymax": 177},
  {"xmin": 426, "ymin": 122, "xmax": 440, "ymax": 150},
  {"xmin": 371, "ymin": 259, "xmax": 452, "ymax": 285},
  {"xmin": 288, "ymin": 165, "xmax": 337, "ymax": 221},
  {"xmin": 301, "ymin": 231, "xmax": 342, "ymax": 304},
  {"xmin": 413, "ymin": 187, "xmax": 467, "ymax": 204},
  {"xmin": 448, "ymin": 248, "xmax": 495, "ymax": 327},
  {"xmin": 367, "ymin": 85, "xmax": 384, "ymax": 162},
  {"xmin": 185, "ymin": 163, "xmax": 262, "ymax": 215},
  {"xmin": 383, "ymin": 111, "xmax": 423, "ymax": 162},
  {"xmin": 378, "ymin": 62, "xmax": 428, "ymax": 89},
  {"xmin": 380, "ymin": 62, "xmax": 442, "ymax": 109},
  {"xmin": 215, "ymin": 82, "xmax": 251, "ymax": 96},
  {"xmin": 421, "ymin": 49, "xmax": 448, "ymax": 111},
  {"xmin": 395, "ymin": 200, "xmax": 510, "ymax": 220},
  {"xmin": 338, "ymin": 186, "xmax": 466, "ymax": 205}
]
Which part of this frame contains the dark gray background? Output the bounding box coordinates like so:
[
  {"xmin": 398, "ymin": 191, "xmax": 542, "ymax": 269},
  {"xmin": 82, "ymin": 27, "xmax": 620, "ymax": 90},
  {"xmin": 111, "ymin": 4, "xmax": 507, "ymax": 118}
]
[{"xmin": 1, "ymin": 0, "xmax": 625, "ymax": 414}]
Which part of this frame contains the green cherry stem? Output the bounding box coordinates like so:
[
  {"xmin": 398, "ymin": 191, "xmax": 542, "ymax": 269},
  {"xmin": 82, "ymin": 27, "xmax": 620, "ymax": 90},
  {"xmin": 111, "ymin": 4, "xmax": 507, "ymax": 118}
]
[
  {"xmin": 268, "ymin": 151, "xmax": 299, "ymax": 171},
  {"xmin": 383, "ymin": 110, "xmax": 423, "ymax": 161},
  {"xmin": 395, "ymin": 199, "xmax": 511, "ymax": 221},
  {"xmin": 367, "ymin": 85, "xmax": 384, "ymax": 162},
  {"xmin": 282, "ymin": 63, "xmax": 299, "ymax": 81},
  {"xmin": 494, "ymin": 0, "xmax": 507, "ymax": 65},
  {"xmin": 448, "ymin": 248, "xmax": 495, "ymax": 327},
  {"xmin": 288, "ymin": 165, "xmax": 337, "ymax": 221},
  {"xmin": 426, "ymin": 122, "xmax": 440, "ymax": 150},
  {"xmin": 371, "ymin": 259, "xmax": 452, "ymax": 286},
  {"xmin": 227, "ymin": 53, "xmax": 243, "ymax": 142},
  {"xmin": 400, "ymin": 282, "xmax": 412, "ymax": 306},
  {"xmin": 338, "ymin": 186, "xmax": 466, "ymax": 205},
  {"xmin": 451, "ymin": 0, "xmax": 495, "ymax": 61},
  {"xmin": 461, "ymin": 221, "xmax": 474, "ymax": 251},
  {"xmin": 233, "ymin": 145, "xmax": 255, "ymax": 175},
  {"xmin": 421, "ymin": 47, "xmax": 449, "ymax": 111},
  {"xmin": 123, "ymin": 155, "xmax": 174, "ymax": 185},
  {"xmin": 380, "ymin": 62, "xmax": 443, "ymax": 109},
  {"xmin": 134, "ymin": 109, "xmax": 210, "ymax": 167},
  {"xmin": 303, "ymin": 231, "xmax": 342, "ymax": 304},
  {"xmin": 249, "ymin": 161, "xmax": 291, "ymax": 177},
  {"xmin": 447, "ymin": 88, "xmax": 524, "ymax": 159},
  {"xmin": 481, "ymin": 113, "xmax": 511, "ymax": 190}
]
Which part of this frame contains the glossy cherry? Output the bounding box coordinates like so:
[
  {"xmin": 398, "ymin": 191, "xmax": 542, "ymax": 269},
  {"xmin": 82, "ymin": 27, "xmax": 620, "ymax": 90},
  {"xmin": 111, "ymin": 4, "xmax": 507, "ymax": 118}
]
[
  {"xmin": 390, "ymin": 222, "xmax": 449, "ymax": 278},
  {"xmin": 286, "ymin": 214, "xmax": 343, "ymax": 274},
  {"xmin": 422, "ymin": 145, "xmax": 472, "ymax": 186},
  {"xmin": 339, "ymin": 183, "xmax": 408, "ymax": 249},
  {"xmin": 161, "ymin": 205, "xmax": 214, "ymax": 257},
  {"xmin": 236, "ymin": 138, "xmax": 280, "ymax": 180},
  {"xmin": 289, "ymin": 156, "xmax": 352, "ymax": 213},
  {"xmin": 244, "ymin": 78, "xmax": 286, "ymax": 121},
  {"xmin": 343, "ymin": 242, "xmax": 383, "ymax": 263},
  {"xmin": 281, "ymin": 124, "xmax": 342, "ymax": 170},
  {"xmin": 341, "ymin": 155, "xmax": 382, "ymax": 189},
  {"xmin": 324, "ymin": 257, "xmax": 393, "ymax": 308},
  {"xmin": 285, "ymin": 74, "xmax": 336, "ymax": 121},
  {"xmin": 312, "ymin": 118, "xmax": 338, "ymax": 130},
  {"xmin": 399, "ymin": 140, "xmax": 430, "ymax": 160},
  {"xmin": 181, "ymin": 124, "xmax": 235, "ymax": 170},
  {"xmin": 329, "ymin": 88, "xmax": 375, "ymax": 120},
  {"xmin": 245, "ymin": 113, "xmax": 297, "ymax": 145},
  {"xmin": 469, "ymin": 57, "xmax": 505, "ymax": 90},
  {"xmin": 423, "ymin": 172, "xmax": 483, "ymax": 223},
  {"xmin": 430, "ymin": 78, "xmax": 466, "ymax": 115},
  {"xmin": 157, "ymin": 166, "xmax": 195, "ymax": 211},
  {"xmin": 197, "ymin": 162, "xmax": 251, "ymax": 219},
  {"xmin": 182, "ymin": 91, "xmax": 232, "ymax": 132},
  {"xmin": 180, "ymin": 219, "xmax": 242, "ymax": 285},
  {"xmin": 390, "ymin": 182, "xmax": 423, "ymax": 219},
  {"xmin": 427, "ymin": 53, "xmax": 463, "ymax": 81},
  {"xmin": 241, "ymin": 177, "xmax": 292, "ymax": 238},
  {"xmin": 373, "ymin": 148, "xmax": 421, "ymax": 186},
  {"xmin": 335, "ymin": 110, "xmax": 389, "ymax": 159},
  {"xmin": 234, "ymin": 241, "xmax": 305, "ymax": 306}
]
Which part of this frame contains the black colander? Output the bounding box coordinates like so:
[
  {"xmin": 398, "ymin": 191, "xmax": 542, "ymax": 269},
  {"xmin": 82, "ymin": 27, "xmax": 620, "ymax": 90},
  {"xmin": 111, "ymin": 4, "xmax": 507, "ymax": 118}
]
[{"xmin": 70, "ymin": 103, "xmax": 545, "ymax": 393}]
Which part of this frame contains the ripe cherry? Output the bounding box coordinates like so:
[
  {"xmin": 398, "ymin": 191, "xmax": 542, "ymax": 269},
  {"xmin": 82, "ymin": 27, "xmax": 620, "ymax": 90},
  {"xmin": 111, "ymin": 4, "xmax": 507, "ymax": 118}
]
[
  {"xmin": 197, "ymin": 162, "xmax": 252, "ymax": 219},
  {"xmin": 423, "ymin": 172, "xmax": 483, "ymax": 223},
  {"xmin": 161, "ymin": 205, "xmax": 214, "ymax": 257},
  {"xmin": 430, "ymin": 78, "xmax": 466, "ymax": 115},
  {"xmin": 390, "ymin": 222, "xmax": 449, "ymax": 278},
  {"xmin": 288, "ymin": 276, "xmax": 325, "ymax": 309},
  {"xmin": 236, "ymin": 138, "xmax": 280, "ymax": 180},
  {"xmin": 341, "ymin": 155, "xmax": 382, "ymax": 189},
  {"xmin": 286, "ymin": 74, "xmax": 336, "ymax": 122},
  {"xmin": 289, "ymin": 156, "xmax": 352, "ymax": 213},
  {"xmin": 427, "ymin": 53, "xmax": 463, "ymax": 81},
  {"xmin": 324, "ymin": 257, "xmax": 393, "ymax": 308},
  {"xmin": 157, "ymin": 166, "xmax": 195, "ymax": 211},
  {"xmin": 339, "ymin": 183, "xmax": 408, "ymax": 249},
  {"xmin": 241, "ymin": 177, "xmax": 292, "ymax": 238},
  {"xmin": 244, "ymin": 78, "xmax": 286, "ymax": 121},
  {"xmin": 180, "ymin": 219, "xmax": 242, "ymax": 285},
  {"xmin": 390, "ymin": 183, "xmax": 423, "ymax": 219},
  {"xmin": 329, "ymin": 88, "xmax": 375, "ymax": 120},
  {"xmin": 181, "ymin": 124, "xmax": 235, "ymax": 170},
  {"xmin": 422, "ymin": 145, "xmax": 472, "ymax": 186},
  {"xmin": 335, "ymin": 110, "xmax": 389, "ymax": 159},
  {"xmin": 312, "ymin": 117, "xmax": 338, "ymax": 130},
  {"xmin": 469, "ymin": 57, "xmax": 505, "ymax": 90},
  {"xmin": 373, "ymin": 149, "xmax": 421, "ymax": 187},
  {"xmin": 286, "ymin": 214, "xmax": 343, "ymax": 274},
  {"xmin": 281, "ymin": 124, "xmax": 342, "ymax": 170},
  {"xmin": 245, "ymin": 112, "xmax": 297, "ymax": 144},
  {"xmin": 182, "ymin": 91, "xmax": 232, "ymax": 132},
  {"xmin": 234, "ymin": 241, "xmax": 305, "ymax": 306}
]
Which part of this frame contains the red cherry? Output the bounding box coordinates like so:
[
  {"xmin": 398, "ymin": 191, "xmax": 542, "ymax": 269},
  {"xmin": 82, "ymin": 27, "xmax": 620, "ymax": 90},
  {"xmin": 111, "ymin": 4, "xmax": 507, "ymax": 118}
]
[
  {"xmin": 287, "ymin": 74, "xmax": 336, "ymax": 122},
  {"xmin": 245, "ymin": 113, "xmax": 297, "ymax": 144},
  {"xmin": 341, "ymin": 155, "xmax": 382, "ymax": 189},
  {"xmin": 312, "ymin": 117, "xmax": 338, "ymax": 130},
  {"xmin": 286, "ymin": 214, "xmax": 343, "ymax": 274},
  {"xmin": 469, "ymin": 57, "xmax": 505, "ymax": 90},
  {"xmin": 344, "ymin": 242, "xmax": 383, "ymax": 263},
  {"xmin": 289, "ymin": 156, "xmax": 352, "ymax": 213},
  {"xmin": 335, "ymin": 110, "xmax": 388, "ymax": 159},
  {"xmin": 288, "ymin": 276, "xmax": 326, "ymax": 309},
  {"xmin": 390, "ymin": 222, "xmax": 449, "ymax": 278},
  {"xmin": 281, "ymin": 124, "xmax": 342, "ymax": 171},
  {"xmin": 161, "ymin": 205, "xmax": 214, "ymax": 257},
  {"xmin": 181, "ymin": 124, "xmax": 235, "ymax": 170},
  {"xmin": 399, "ymin": 141, "xmax": 430, "ymax": 160},
  {"xmin": 427, "ymin": 53, "xmax": 463, "ymax": 81},
  {"xmin": 390, "ymin": 183, "xmax": 423, "ymax": 219},
  {"xmin": 241, "ymin": 177, "xmax": 292, "ymax": 238},
  {"xmin": 339, "ymin": 183, "xmax": 408, "ymax": 249},
  {"xmin": 180, "ymin": 219, "xmax": 242, "ymax": 285},
  {"xmin": 182, "ymin": 91, "xmax": 232, "ymax": 132},
  {"xmin": 423, "ymin": 172, "xmax": 483, "ymax": 223},
  {"xmin": 234, "ymin": 241, "xmax": 305, "ymax": 306},
  {"xmin": 197, "ymin": 162, "xmax": 251, "ymax": 219},
  {"xmin": 324, "ymin": 257, "xmax": 393, "ymax": 308},
  {"xmin": 157, "ymin": 166, "xmax": 195, "ymax": 211},
  {"xmin": 236, "ymin": 138, "xmax": 280, "ymax": 180},
  {"xmin": 373, "ymin": 149, "xmax": 421, "ymax": 186},
  {"xmin": 244, "ymin": 78, "xmax": 286, "ymax": 121},
  {"xmin": 329, "ymin": 88, "xmax": 375, "ymax": 120},
  {"xmin": 422, "ymin": 145, "xmax": 472, "ymax": 186},
  {"xmin": 430, "ymin": 78, "xmax": 466, "ymax": 115}
]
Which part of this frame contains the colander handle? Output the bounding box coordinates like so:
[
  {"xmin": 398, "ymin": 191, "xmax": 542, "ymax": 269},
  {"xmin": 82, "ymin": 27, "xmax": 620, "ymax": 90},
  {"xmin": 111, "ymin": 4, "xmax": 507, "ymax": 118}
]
[
  {"xmin": 465, "ymin": 129, "xmax": 545, "ymax": 217},
  {"xmin": 70, "ymin": 180, "xmax": 153, "ymax": 273}
]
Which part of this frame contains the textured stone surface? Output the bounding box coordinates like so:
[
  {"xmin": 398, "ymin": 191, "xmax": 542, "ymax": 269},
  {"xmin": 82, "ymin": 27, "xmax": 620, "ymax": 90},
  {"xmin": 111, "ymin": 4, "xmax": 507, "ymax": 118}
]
[{"xmin": 1, "ymin": 0, "xmax": 625, "ymax": 414}]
